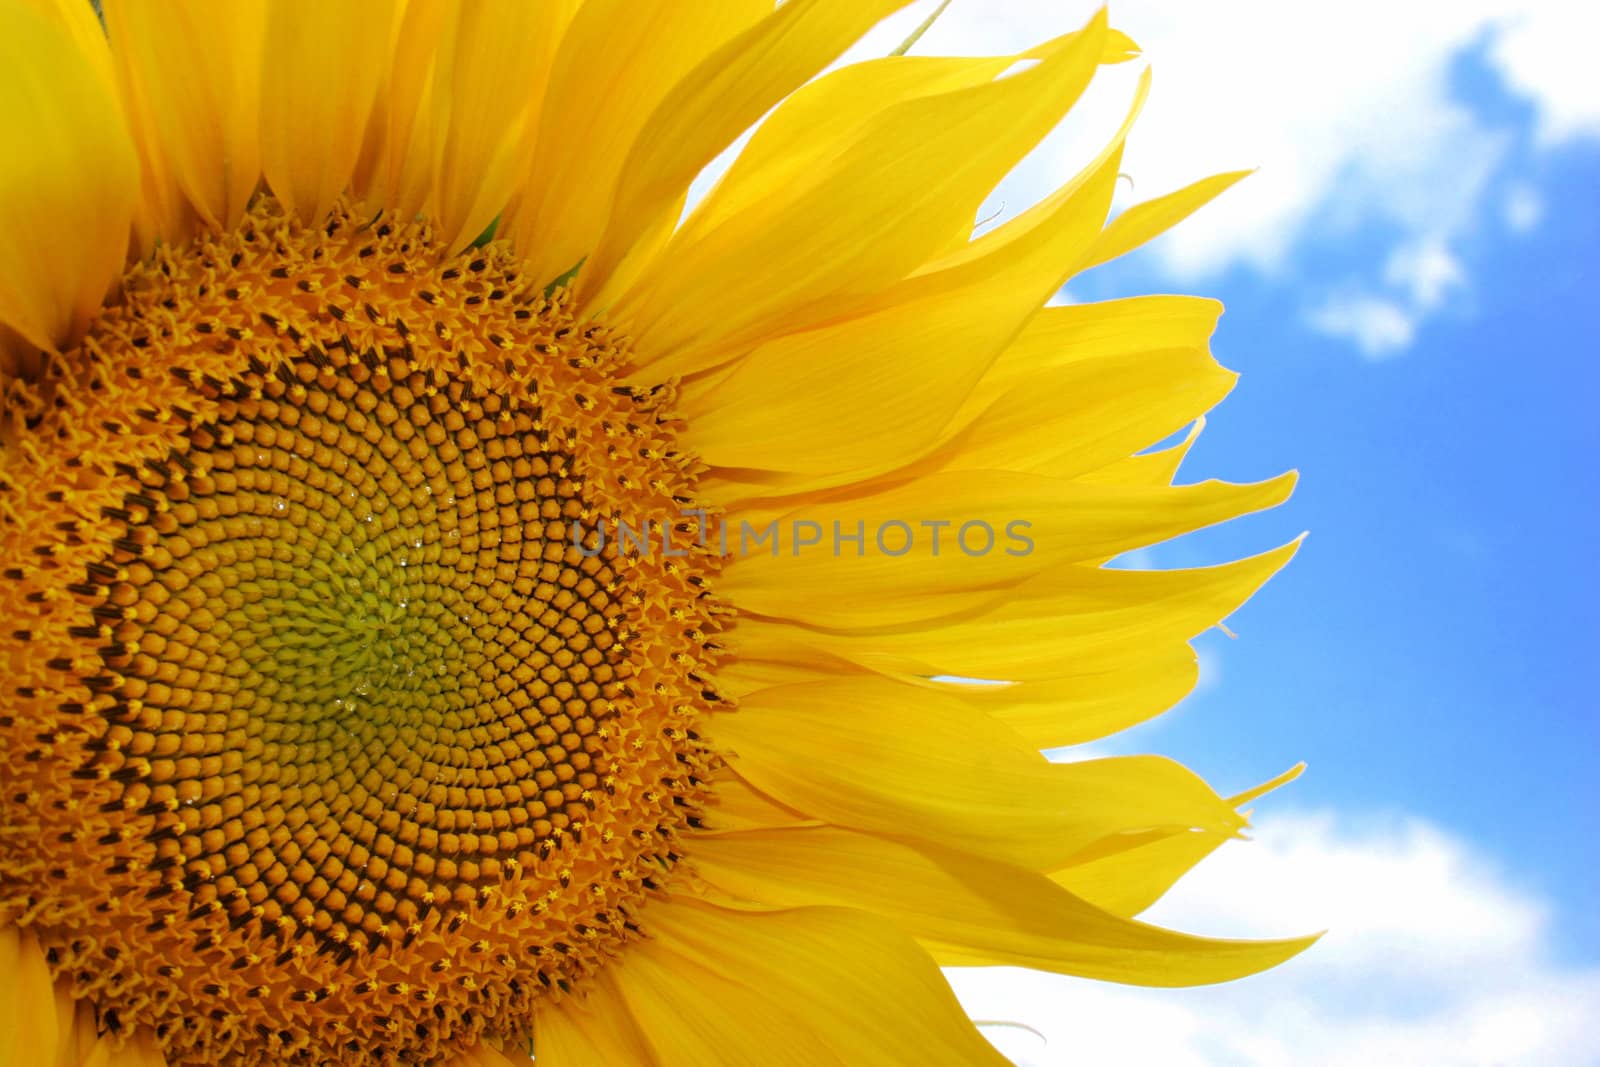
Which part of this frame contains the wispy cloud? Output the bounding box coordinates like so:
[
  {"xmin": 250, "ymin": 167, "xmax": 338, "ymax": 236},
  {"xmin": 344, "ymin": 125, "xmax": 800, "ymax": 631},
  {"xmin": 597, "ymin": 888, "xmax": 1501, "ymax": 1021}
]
[
  {"xmin": 950, "ymin": 810, "xmax": 1600, "ymax": 1065},
  {"xmin": 1305, "ymin": 294, "xmax": 1420, "ymax": 359},
  {"xmin": 1305, "ymin": 237, "xmax": 1467, "ymax": 357},
  {"xmin": 1386, "ymin": 239, "xmax": 1467, "ymax": 311}
]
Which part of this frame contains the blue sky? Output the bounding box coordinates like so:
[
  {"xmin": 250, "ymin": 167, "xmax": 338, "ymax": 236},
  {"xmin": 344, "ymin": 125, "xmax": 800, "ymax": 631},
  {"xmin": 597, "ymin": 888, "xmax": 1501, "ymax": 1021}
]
[{"xmin": 837, "ymin": 2, "xmax": 1600, "ymax": 1062}]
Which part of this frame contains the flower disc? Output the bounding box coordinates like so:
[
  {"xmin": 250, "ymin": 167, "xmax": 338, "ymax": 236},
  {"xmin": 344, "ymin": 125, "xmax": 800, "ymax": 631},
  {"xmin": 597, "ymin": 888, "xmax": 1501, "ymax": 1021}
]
[{"xmin": 0, "ymin": 202, "xmax": 723, "ymax": 1066}]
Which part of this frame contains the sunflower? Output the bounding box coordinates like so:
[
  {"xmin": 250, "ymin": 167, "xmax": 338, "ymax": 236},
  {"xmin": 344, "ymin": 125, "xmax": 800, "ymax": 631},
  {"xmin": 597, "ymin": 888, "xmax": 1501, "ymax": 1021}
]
[{"xmin": 0, "ymin": 2, "xmax": 1313, "ymax": 1065}]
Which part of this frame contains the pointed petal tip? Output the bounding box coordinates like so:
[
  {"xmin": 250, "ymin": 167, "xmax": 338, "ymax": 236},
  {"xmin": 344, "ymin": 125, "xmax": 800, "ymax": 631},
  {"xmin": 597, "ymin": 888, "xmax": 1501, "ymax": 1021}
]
[
  {"xmin": 1229, "ymin": 761, "xmax": 1308, "ymax": 811},
  {"xmin": 1273, "ymin": 467, "xmax": 1301, "ymax": 498}
]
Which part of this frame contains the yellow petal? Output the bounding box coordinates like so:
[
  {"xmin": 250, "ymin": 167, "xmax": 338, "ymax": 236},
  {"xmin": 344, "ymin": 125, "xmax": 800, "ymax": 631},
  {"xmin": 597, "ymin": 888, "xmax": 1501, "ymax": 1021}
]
[
  {"xmin": 908, "ymin": 63, "xmax": 1149, "ymax": 283},
  {"xmin": 534, "ymin": 970, "xmax": 656, "ymax": 1067},
  {"xmin": 50, "ymin": 977, "xmax": 104, "ymax": 1067},
  {"xmin": 851, "ymin": 543, "xmax": 1297, "ymax": 747},
  {"xmin": 721, "ymin": 626, "xmax": 1198, "ymax": 748},
  {"xmin": 18, "ymin": 0, "xmax": 114, "ymax": 86},
  {"xmin": 614, "ymin": 899, "xmax": 1010, "ymax": 1066},
  {"xmin": 1041, "ymin": 764, "xmax": 1306, "ymax": 919},
  {"xmin": 510, "ymin": 0, "xmax": 770, "ymax": 287},
  {"xmin": 690, "ymin": 22, "xmax": 1134, "ymax": 258},
  {"xmin": 720, "ymin": 468, "xmax": 1296, "ymax": 629},
  {"xmin": 674, "ymin": 280, "xmax": 1029, "ymax": 475},
  {"xmin": 677, "ymin": 76, "xmax": 1131, "ymax": 477},
  {"xmin": 966, "ymin": 294, "xmax": 1225, "ymax": 413},
  {"xmin": 655, "ymin": 28, "xmax": 1111, "ymax": 335},
  {"xmin": 695, "ymin": 827, "xmax": 1316, "ymax": 985},
  {"xmin": 1051, "ymin": 827, "xmax": 1233, "ymax": 917},
  {"xmin": 350, "ymin": 0, "xmax": 450, "ymax": 218},
  {"xmin": 578, "ymin": 0, "xmax": 918, "ymax": 308},
  {"xmin": 664, "ymin": 53, "xmax": 1022, "ymax": 264},
  {"xmin": 1230, "ymin": 761, "xmax": 1308, "ymax": 809},
  {"xmin": 1099, "ymin": 27, "xmax": 1143, "ymax": 62},
  {"xmin": 618, "ymin": 941, "xmax": 836, "ymax": 1064},
  {"xmin": 924, "ymin": 345, "xmax": 1235, "ymax": 481},
  {"xmin": 443, "ymin": 1039, "xmax": 531, "ymax": 1067},
  {"xmin": 50, "ymin": 985, "xmax": 79, "ymax": 1067},
  {"xmin": 715, "ymin": 679, "xmax": 1247, "ymax": 870},
  {"xmin": 1078, "ymin": 169, "xmax": 1252, "ymax": 273},
  {"xmin": 714, "ymin": 635, "xmax": 850, "ymax": 699},
  {"xmin": 93, "ymin": 1029, "xmax": 166, "ymax": 1067},
  {"xmin": 100, "ymin": 45, "xmax": 188, "ymax": 255},
  {"xmin": 428, "ymin": 0, "xmax": 581, "ymax": 254},
  {"xmin": 667, "ymin": 22, "xmax": 1132, "ymax": 280},
  {"xmin": 0, "ymin": 1, "xmax": 137, "ymax": 365},
  {"xmin": 258, "ymin": 1, "xmax": 397, "ymax": 225},
  {"xmin": 736, "ymin": 540, "xmax": 1297, "ymax": 686},
  {"xmin": 729, "ymin": 612, "xmax": 1196, "ymax": 751},
  {"xmin": 696, "ymin": 292, "xmax": 1228, "ymax": 510},
  {"xmin": 1050, "ymin": 764, "xmax": 1306, "ymax": 919},
  {"xmin": 102, "ymin": 0, "xmax": 264, "ymax": 237},
  {"xmin": 610, "ymin": 12, "xmax": 1110, "ymax": 373},
  {"xmin": 1079, "ymin": 417, "xmax": 1205, "ymax": 487},
  {"xmin": 699, "ymin": 771, "xmax": 821, "ymax": 833},
  {"xmin": 0, "ymin": 925, "xmax": 60, "ymax": 1067},
  {"xmin": 971, "ymin": 651, "xmax": 1203, "ymax": 747}
]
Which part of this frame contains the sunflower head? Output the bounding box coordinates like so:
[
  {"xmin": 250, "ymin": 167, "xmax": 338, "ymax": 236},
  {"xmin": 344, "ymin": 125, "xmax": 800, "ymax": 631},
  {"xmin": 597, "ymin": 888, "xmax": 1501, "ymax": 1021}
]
[
  {"xmin": 1, "ymin": 3, "xmax": 1310, "ymax": 1066},
  {"xmin": 4, "ymin": 197, "xmax": 729, "ymax": 1063}
]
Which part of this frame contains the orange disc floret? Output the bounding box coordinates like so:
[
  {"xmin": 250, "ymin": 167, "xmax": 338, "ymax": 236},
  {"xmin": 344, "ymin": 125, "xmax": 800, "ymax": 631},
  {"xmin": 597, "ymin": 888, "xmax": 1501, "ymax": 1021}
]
[{"xmin": 0, "ymin": 200, "xmax": 727, "ymax": 1067}]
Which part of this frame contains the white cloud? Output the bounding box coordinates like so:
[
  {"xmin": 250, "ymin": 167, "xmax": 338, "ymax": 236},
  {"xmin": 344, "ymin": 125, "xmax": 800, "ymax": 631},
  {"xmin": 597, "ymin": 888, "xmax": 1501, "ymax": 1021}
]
[
  {"xmin": 1303, "ymin": 236, "xmax": 1466, "ymax": 355},
  {"xmin": 1305, "ymin": 294, "xmax": 1418, "ymax": 358},
  {"xmin": 1487, "ymin": 7, "xmax": 1600, "ymax": 143},
  {"xmin": 841, "ymin": 1, "xmax": 1597, "ymax": 355},
  {"xmin": 1385, "ymin": 239, "xmax": 1466, "ymax": 312},
  {"xmin": 949, "ymin": 811, "xmax": 1600, "ymax": 1066}
]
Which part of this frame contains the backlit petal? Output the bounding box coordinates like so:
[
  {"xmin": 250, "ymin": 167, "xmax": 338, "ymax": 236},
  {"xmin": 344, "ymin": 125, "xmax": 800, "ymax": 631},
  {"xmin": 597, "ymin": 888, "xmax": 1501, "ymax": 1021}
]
[
  {"xmin": 534, "ymin": 971, "xmax": 657, "ymax": 1067},
  {"xmin": 0, "ymin": 1, "xmax": 137, "ymax": 366},
  {"xmin": 613, "ymin": 900, "xmax": 1010, "ymax": 1066},
  {"xmin": 428, "ymin": 0, "xmax": 581, "ymax": 254},
  {"xmin": 714, "ymin": 679, "xmax": 1247, "ymax": 870},
  {"xmin": 0, "ymin": 926, "xmax": 60, "ymax": 1067},
  {"xmin": 510, "ymin": 1, "xmax": 769, "ymax": 287},
  {"xmin": 611, "ymin": 13, "xmax": 1111, "ymax": 373},
  {"xmin": 1078, "ymin": 169, "xmax": 1252, "ymax": 273},
  {"xmin": 695, "ymin": 827, "xmax": 1316, "ymax": 984},
  {"xmin": 102, "ymin": 0, "xmax": 264, "ymax": 238},
  {"xmin": 721, "ymin": 469, "xmax": 1296, "ymax": 628},
  {"xmin": 576, "ymin": 0, "xmax": 922, "ymax": 307},
  {"xmin": 259, "ymin": 1, "xmax": 397, "ymax": 225}
]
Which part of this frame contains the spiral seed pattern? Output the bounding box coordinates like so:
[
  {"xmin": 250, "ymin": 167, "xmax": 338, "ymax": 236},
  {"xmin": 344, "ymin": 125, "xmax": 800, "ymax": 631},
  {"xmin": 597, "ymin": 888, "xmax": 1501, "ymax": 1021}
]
[{"xmin": 0, "ymin": 200, "xmax": 726, "ymax": 1066}]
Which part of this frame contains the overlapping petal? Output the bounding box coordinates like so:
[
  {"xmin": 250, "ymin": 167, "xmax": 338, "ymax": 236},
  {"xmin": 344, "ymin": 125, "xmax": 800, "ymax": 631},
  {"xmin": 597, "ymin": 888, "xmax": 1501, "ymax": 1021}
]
[
  {"xmin": 258, "ymin": 2, "xmax": 395, "ymax": 226},
  {"xmin": 102, "ymin": 0, "xmax": 263, "ymax": 243},
  {"xmin": 606, "ymin": 12, "xmax": 1114, "ymax": 373},
  {"xmin": 720, "ymin": 468, "xmax": 1295, "ymax": 628},
  {"xmin": 608, "ymin": 900, "xmax": 1012, "ymax": 1066},
  {"xmin": 509, "ymin": 1, "xmax": 771, "ymax": 287},
  {"xmin": 576, "ymin": 0, "xmax": 921, "ymax": 306},
  {"xmin": 693, "ymin": 827, "xmax": 1315, "ymax": 985},
  {"xmin": 0, "ymin": 1, "xmax": 137, "ymax": 368},
  {"xmin": 713, "ymin": 678, "xmax": 1248, "ymax": 870}
]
